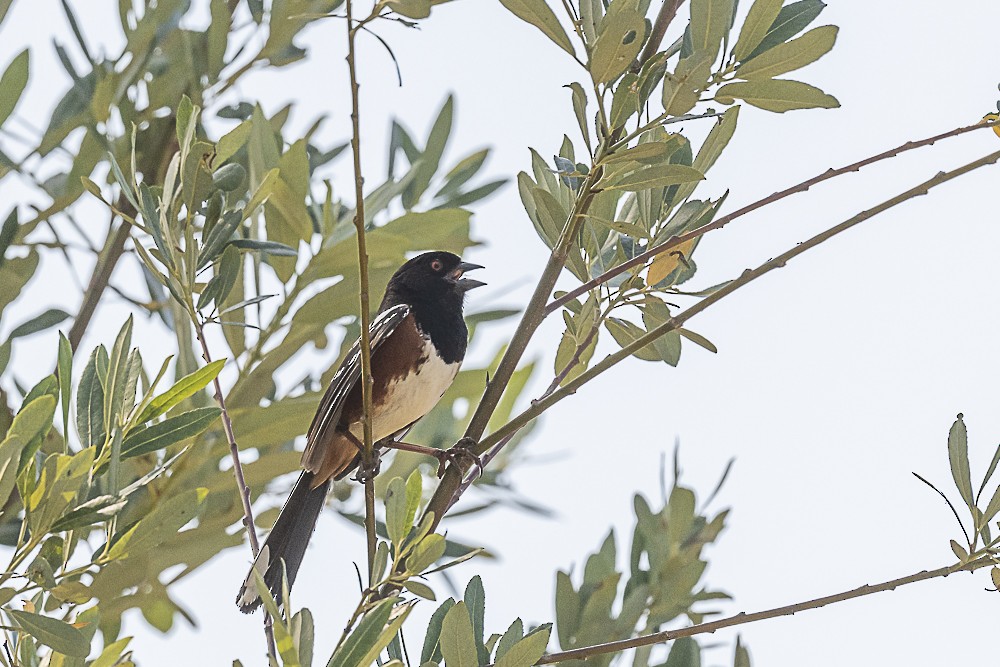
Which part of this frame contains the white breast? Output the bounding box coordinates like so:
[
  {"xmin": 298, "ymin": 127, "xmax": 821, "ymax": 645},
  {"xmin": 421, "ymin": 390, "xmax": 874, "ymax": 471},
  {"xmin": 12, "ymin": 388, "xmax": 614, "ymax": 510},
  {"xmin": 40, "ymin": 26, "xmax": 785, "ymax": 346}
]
[{"xmin": 353, "ymin": 337, "xmax": 460, "ymax": 443}]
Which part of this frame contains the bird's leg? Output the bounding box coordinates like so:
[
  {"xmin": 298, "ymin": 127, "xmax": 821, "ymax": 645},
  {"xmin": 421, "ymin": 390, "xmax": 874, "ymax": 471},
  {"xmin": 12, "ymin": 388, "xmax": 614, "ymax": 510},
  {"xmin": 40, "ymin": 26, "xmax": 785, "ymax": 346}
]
[
  {"xmin": 344, "ymin": 430, "xmax": 381, "ymax": 483},
  {"xmin": 382, "ymin": 438, "xmax": 483, "ymax": 478}
]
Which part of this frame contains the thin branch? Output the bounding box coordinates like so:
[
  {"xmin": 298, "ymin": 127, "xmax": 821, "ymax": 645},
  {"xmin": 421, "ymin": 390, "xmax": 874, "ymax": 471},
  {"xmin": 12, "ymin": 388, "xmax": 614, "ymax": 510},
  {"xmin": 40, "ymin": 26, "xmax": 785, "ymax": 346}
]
[
  {"xmin": 473, "ymin": 149, "xmax": 1000, "ymax": 471},
  {"xmin": 345, "ymin": 0, "xmax": 379, "ymax": 577},
  {"xmin": 193, "ymin": 319, "xmax": 277, "ymax": 661},
  {"xmin": 532, "ymin": 558, "xmax": 990, "ymax": 664},
  {"xmin": 547, "ymin": 118, "xmax": 1000, "ymax": 316},
  {"xmin": 634, "ymin": 0, "xmax": 687, "ymax": 71}
]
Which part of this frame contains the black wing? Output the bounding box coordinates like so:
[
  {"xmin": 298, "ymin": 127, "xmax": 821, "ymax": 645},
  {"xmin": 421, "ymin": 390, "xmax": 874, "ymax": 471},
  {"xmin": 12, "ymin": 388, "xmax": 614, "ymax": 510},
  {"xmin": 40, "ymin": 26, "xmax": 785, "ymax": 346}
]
[{"xmin": 301, "ymin": 304, "xmax": 411, "ymax": 470}]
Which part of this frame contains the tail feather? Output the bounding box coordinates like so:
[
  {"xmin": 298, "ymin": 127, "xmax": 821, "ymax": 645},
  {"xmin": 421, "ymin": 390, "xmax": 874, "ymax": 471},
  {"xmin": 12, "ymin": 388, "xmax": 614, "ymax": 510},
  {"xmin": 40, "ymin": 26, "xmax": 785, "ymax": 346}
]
[{"xmin": 237, "ymin": 471, "xmax": 330, "ymax": 613}]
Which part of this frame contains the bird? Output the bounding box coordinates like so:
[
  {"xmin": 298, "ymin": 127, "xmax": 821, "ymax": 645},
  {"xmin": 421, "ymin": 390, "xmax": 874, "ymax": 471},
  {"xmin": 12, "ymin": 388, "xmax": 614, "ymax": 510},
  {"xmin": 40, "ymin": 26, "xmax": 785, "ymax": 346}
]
[{"xmin": 237, "ymin": 251, "xmax": 485, "ymax": 613}]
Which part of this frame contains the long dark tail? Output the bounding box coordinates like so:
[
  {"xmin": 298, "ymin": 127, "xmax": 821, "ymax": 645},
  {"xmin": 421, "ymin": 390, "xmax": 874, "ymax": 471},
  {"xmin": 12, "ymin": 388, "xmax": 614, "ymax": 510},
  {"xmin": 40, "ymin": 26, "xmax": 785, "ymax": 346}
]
[{"xmin": 236, "ymin": 471, "xmax": 330, "ymax": 613}]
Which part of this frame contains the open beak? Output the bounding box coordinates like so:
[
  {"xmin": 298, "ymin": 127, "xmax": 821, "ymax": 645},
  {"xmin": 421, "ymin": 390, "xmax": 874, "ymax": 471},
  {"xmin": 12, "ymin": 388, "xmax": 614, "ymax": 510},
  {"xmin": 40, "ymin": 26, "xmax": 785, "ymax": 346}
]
[{"xmin": 450, "ymin": 261, "xmax": 486, "ymax": 291}]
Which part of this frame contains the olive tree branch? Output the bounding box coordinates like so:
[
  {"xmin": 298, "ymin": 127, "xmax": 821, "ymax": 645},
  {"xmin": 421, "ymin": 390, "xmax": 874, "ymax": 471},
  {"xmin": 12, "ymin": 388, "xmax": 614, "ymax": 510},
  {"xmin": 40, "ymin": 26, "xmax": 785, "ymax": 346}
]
[
  {"xmin": 548, "ymin": 118, "xmax": 1000, "ymax": 316},
  {"xmin": 193, "ymin": 317, "xmax": 277, "ymax": 661},
  {"xmin": 471, "ymin": 149, "xmax": 1000, "ymax": 473},
  {"xmin": 531, "ymin": 557, "xmax": 991, "ymax": 664},
  {"xmin": 635, "ymin": 0, "xmax": 688, "ymax": 70},
  {"xmin": 345, "ymin": 0, "xmax": 381, "ymax": 578}
]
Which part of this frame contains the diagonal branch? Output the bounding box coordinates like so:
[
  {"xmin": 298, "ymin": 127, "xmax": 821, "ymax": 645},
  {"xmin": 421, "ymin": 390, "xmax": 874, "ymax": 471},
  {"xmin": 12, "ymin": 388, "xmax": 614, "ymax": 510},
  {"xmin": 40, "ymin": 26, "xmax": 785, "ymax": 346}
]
[
  {"xmin": 546, "ymin": 118, "xmax": 1000, "ymax": 316},
  {"xmin": 471, "ymin": 149, "xmax": 1000, "ymax": 479},
  {"xmin": 532, "ymin": 558, "xmax": 990, "ymax": 664}
]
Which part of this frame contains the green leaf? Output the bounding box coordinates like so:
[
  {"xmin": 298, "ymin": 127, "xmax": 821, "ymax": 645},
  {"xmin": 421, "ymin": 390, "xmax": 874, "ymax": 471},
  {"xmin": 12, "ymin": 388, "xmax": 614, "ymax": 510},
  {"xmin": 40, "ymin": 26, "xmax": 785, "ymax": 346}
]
[
  {"xmin": 404, "ymin": 468, "xmax": 422, "ymax": 535},
  {"xmin": 407, "ymin": 533, "xmax": 446, "ymax": 573},
  {"xmin": 0, "ymin": 49, "xmax": 28, "ymax": 128},
  {"xmin": 745, "ymin": 0, "xmax": 826, "ymax": 61},
  {"xmin": 212, "ymin": 162, "xmax": 247, "ymax": 192},
  {"xmin": 439, "ymin": 601, "xmax": 478, "ymax": 667},
  {"xmin": 385, "ymin": 476, "xmax": 408, "ymax": 547},
  {"xmin": 673, "ymin": 106, "xmax": 739, "ymax": 203},
  {"xmin": 495, "ymin": 618, "xmax": 523, "ymax": 662},
  {"xmin": 0, "ymin": 396, "xmax": 55, "ymax": 507},
  {"xmin": 498, "ymin": 0, "xmax": 575, "ymax": 56},
  {"xmin": 8, "ymin": 610, "xmax": 89, "ymax": 658},
  {"xmin": 464, "ymin": 576, "xmax": 488, "ymax": 664},
  {"xmin": 103, "ymin": 316, "xmax": 134, "ymax": 433},
  {"xmin": 604, "ymin": 164, "xmax": 704, "ymax": 191},
  {"xmin": 107, "ymin": 487, "xmax": 208, "ymax": 559},
  {"xmin": 403, "ymin": 580, "xmax": 436, "ymax": 600},
  {"xmin": 555, "ymin": 571, "xmax": 580, "ymax": 648},
  {"xmin": 216, "ymin": 119, "xmax": 252, "ymax": 166},
  {"xmin": 50, "ymin": 494, "xmax": 127, "ymax": 532},
  {"xmin": 292, "ymin": 607, "xmax": 315, "ymax": 667},
  {"xmin": 678, "ymin": 328, "xmax": 718, "ymax": 353},
  {"xmin": 589, "ymin": 6, "xmax": 646, "ymax": 84},
  {"xmin": 948, "ymin": 414, "xmax": 975, "ymax": 511},
  {"xmin": 176, "ymin": 95, "xmax": 195, "ymax": 149},
  {"xmin": 75, "ymin": 347, "xmax": 106, "ymax": 449},
  {"xmin": 227, "ymin": 238, "xmax": 298, "ymax": 256},
  {"xmin": 137, "ymin": 359, "xmax": 225, "ymax": 423},
  {"xmin": 495, "ymin": 625, "xmax": 550, "ymax": 667},
  {"xmin": 732, "ymin": 0, "xmax": 783, "ymax": 61},
  {"xmin": 715, "ymin": 79, "xmax": 839, "ymax": 112},
  {"xmin": 0, "ymin": 208, "xmax": 17, "ymax": 267},
  {"xmin": 421, "ymin": 598, "xmax": 456, "ymax": 664},
  {"xmin": 665, "ymin": 636, "xmax": 700, "ymax": 667},
  {"xmin": 120, "ymin": 406, "xmax": 221, "ymax": 459},
  {"xmin": 734, "ymin": 636, "xmax": 751, "ymax": 667},
  {"xmin": 689, "ymin": 0, "xmax": 735, "ymax": 62},
  {"xmin": 91, "ymin": 637, "xmax": 132, "ymax": 667},
  {"xmin": 57, "ymin": 332, "xmax": 72, "ymax": 435},
  {"xmin": 736, "ymin": 25, "xmax": 837, "ymax": 79},
  {"xmin": 7, "ymin": 308, "xmax": 70, "ymax": 339},
  {"xmin": 326, "ymin": 598, "xmax": 401, "ymax": 667}
]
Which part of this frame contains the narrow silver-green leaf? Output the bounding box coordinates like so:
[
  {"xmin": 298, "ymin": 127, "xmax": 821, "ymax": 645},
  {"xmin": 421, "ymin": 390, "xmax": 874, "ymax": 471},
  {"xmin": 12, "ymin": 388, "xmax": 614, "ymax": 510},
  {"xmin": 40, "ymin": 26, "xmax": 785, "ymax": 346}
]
[
  {"xmin": 689, "ymin": 0, "xmax": 735, "ymax": 62},
  {"xmin": 744, "ymin": 0, "xmax": 826, "ymax": 61},
  {"xmin": 495, "ymin": 625, "xmax": 551, "ymax": 667},
  {"xmin": 0, "ymin": 49, "xmax": 29, "ymax": 128},
  {"xmin": 604, "ymin": 164, "xmax": 704, "ymax": 191},
  {"xmin": 121, "ymin": 406, "xmax": 220, "ymax": 459},
  {"xmin": 732, "ymin": 0, "xmax": 783, "ymax": 61},
  {"xmin": 8, "ymin": 610, "xmax": 89, "ymax": 658},
  {"xmin": 499, "ymin": 0, "xmax": 575, "ymax": 56},
  {"xmin": 103, "ymin": 316, "xmax": 134, "ymax": 433},
  {"xmin": 439, "ymin": 601, "xmax": 478, "ymax": 667},
  {"xmin": 421, "ymin": 598, "xmax": 456, "ymax": 664},
  {"xmin": 495, "ymin": 618, "xmax": 523, "ymax": 662},
  {"xmin": 326, "ymin": 598, "xmax": 398, "ymax": 667},
  {"xmin": 0, "ymin": 396, "xmax": 55, "ymax": 508},
  {"xmin": 57, "ymin": 332, "xmax": 72, "ymax": 434},
  {"xmin": 589, "ymin": 7, "xmax": 646, "ymax": 84},
  {"xmin": 76, "ymin": 347, "xmax": 106, "ymax": 449},
  {"xmin": 735, "ymin": 25, "xmax": 838, "ymax": 79},
  {"xmin": 948, "ymin": 414, "xmax": 975, "ymax": 512},
  {"xmin": 136, "ymin": 359, "xmax": 225, "ymax": 423},
  {"xmin": 385, "ymin": 476, "xmax": 408, "ymax": 547},
  {"xmin": 107, "ymin": 487, "xmax": 208, "ymax": 559},
  {"xmin": 715, "ymin": 79, "xmax": 839, "ymax": 112}
]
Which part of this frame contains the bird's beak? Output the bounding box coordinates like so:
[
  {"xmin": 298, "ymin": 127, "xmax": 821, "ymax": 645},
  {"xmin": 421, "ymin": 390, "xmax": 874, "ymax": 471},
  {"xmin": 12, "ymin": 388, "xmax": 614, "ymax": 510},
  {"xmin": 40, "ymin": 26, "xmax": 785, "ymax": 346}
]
[{"xmin": 450, "ymin": 261, "xmax": 486, "ymax": 291}]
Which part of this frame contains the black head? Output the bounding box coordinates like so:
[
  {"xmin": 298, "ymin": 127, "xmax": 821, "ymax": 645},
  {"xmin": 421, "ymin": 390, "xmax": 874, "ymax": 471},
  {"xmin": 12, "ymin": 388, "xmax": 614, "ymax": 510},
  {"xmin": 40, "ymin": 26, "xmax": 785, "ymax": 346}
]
[{"xmin": 380, "ymin": 251, "xmax": 485, "ymax": 312}]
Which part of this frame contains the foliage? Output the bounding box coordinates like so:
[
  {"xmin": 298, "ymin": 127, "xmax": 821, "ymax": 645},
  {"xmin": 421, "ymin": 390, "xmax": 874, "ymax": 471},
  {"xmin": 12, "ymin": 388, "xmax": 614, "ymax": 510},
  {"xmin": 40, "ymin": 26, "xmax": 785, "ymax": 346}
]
[{"xmin": 1, "ymin": 0, "xmax": 995, "ymax": 665}]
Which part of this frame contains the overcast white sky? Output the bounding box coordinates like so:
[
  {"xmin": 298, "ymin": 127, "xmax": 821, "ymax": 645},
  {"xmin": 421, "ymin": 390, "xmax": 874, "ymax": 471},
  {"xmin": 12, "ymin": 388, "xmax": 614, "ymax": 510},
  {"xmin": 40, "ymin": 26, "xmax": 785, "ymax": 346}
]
[{"xmin": 2, "ymin": 1, "xmax": 1000, "ymax": 666}]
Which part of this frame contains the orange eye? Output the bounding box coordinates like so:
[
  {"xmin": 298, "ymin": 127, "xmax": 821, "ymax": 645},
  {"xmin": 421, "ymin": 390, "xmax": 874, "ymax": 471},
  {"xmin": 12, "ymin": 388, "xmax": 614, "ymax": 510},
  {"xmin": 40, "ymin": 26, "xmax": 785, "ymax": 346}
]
[{"xmin": 431, "ymin": 259, "xmax": 443, "ymax": 271}]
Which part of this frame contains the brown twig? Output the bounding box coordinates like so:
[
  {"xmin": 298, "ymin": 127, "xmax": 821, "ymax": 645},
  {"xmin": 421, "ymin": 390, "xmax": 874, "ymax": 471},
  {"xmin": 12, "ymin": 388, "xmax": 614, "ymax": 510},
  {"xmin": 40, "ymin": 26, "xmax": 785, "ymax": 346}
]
[
  {"xmin": 465, "ymin": 149, "xmax": 1000, "ymax": 493},
  {"xmin": 546, "ymin": 118, "xmax": 1000, "ymax": 316},
  {"xmin": 193, "ymin": 319, "xmax": 277, "ymax": 661},
  {"xmin": 345, "ymin": 0, "xmax": 379, "ymax": 577},
  {"xmin": 531, "ymin": 558, "xmax": 989, "ymax": 664},
  {"xmin": 635, "ymin": 0, "xmax": 687, "ymax": 70}
]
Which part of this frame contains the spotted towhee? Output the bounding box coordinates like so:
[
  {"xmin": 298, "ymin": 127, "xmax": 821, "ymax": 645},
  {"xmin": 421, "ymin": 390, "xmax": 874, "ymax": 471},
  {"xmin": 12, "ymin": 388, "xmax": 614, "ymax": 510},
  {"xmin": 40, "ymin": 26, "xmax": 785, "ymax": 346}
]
[{"xmin": 237, "ymin": 251, "xmax": 484, "ymax": 613}]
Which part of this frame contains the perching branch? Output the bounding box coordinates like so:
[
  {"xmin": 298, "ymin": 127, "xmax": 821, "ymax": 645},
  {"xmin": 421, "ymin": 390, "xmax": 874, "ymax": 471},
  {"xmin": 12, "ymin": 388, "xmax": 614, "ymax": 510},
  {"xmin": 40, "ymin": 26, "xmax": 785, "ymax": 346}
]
[
  {"xmin": 345, "ymin": 0, "xmax": 379, "ymax": 578},
  {"xmin": 532, "ymin": 557, "xmax": 991, "ymax": 664},
  {"xmin": 635, "ymin": 0, "xmax": 688, "ymax": 70},
  {"xmin": 547, "ymin": 118, "xmax": 1000, "ymax": 316}
]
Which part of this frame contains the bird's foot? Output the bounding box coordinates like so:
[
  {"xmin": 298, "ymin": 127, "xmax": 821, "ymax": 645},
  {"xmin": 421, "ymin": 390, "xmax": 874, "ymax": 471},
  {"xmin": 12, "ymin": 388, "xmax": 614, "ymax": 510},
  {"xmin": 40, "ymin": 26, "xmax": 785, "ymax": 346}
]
[{"xmin": 434, "ymin": 437, "xmax": 483, "ymax": 478}]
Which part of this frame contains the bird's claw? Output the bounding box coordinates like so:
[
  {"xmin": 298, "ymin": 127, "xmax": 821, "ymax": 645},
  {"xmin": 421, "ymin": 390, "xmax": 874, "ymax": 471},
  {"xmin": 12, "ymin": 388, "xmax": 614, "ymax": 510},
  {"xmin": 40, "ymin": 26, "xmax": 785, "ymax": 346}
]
[{"xmin": 434, "ymin": 437, "xmax": 483, "ymax": 478}]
